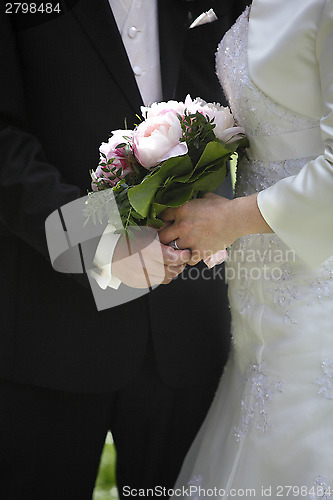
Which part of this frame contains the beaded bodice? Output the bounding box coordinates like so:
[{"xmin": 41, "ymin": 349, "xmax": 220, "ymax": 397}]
[
  {"xmin": 215, "ymin": 9, "xmax": 320, "ymax": 197},
  {"xmin": 215, "ymin": 7, "xmax": 333, "ymax": 353}
]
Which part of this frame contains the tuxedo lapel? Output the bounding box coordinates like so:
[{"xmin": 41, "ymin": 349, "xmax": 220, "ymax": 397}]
[
  {"xmin": 67, "ymin": 0, "xmax": 142, "ymax": 112},
  {"xmin": 158, "ymin": 0, "xmax": 188, "ymax": 100}
]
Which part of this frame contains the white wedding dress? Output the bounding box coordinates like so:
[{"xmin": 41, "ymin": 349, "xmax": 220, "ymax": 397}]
[{"xmin": 173, "ymin": 9, "xmax": 333, "ymax": 499}]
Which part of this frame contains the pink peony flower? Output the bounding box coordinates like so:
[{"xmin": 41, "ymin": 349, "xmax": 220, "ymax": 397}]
[
  {"xmin": 99, "ymin": 129, "xmax": 134, "ymax": 161},
  {"xmin": 218, "ymin": 126, "xmax": 246, "ymax": 144},
  {"xmin": 91, "ymin": 130, "xmax": 135, "ymax": 191},
  {"xmin": 184, "ymin": 95, "xmax": 244, "ymax": 142},
  {"xmin": 133, "ymin": 111, "xmax": 188, "ymax": 169},
  {"xmin": 140, "ymin": 100, "xmax": 186, "ymax": 120}
]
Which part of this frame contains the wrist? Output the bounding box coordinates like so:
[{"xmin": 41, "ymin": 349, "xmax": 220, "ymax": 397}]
[{"xmin": 229, "ymin": 194, "xmax": 272, "ymax": 239}]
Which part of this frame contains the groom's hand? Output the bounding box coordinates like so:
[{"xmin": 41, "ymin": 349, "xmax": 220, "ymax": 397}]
[
  {"xmin": 159, "ymin": 193, "xmax": 230, "ymax": 265},
  {"xmin": 159, "ymin": 192, "xmax": 272, "ymax": 266},
  {"xmin": 112, "ymin": 227, "xmax": 191, "ymax": 288}
]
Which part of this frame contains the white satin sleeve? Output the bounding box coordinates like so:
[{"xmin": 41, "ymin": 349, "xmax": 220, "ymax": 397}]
[
  {"xmin": 90, "ymin": 224, "xmax": 121, "ymax": 290},
  {"xmin": 257, "ymin": 0, "xmax": 333, "ymax": 268}
]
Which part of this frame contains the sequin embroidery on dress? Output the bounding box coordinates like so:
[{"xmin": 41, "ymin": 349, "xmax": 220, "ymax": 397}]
[
  {"xmin": 315, "ymin": 360, "xmax": 333, "ymax": 400},
  {"xmin": 309, "ymin": 476, "xmax": 333, "ymax": 500},
  {"xmin": 215, "ymin": 8, "xmax": 333, "ymax": 330},
  {"xmin": 216, "ymin": 8, "xmax": 319, "ymax": 197},
  {"xmin": 233, "ymin": 362, "xmax": 283, "ymax": 442}
]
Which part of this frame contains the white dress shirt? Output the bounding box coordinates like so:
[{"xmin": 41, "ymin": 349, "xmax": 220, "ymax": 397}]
[{"xmin": 92, "ymin": 0, "xmax": 162, "ymax": 289}]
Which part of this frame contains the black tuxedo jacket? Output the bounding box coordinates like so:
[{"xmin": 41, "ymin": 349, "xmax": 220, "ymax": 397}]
[{"xmin": 0, "ymin": 0, "xmax": 248, "ymax": 392}]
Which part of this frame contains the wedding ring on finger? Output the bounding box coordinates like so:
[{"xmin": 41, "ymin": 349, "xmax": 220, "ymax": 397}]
[{"xmin": 170, "ymin": 239, "xmax": 180, "ymax": 250}]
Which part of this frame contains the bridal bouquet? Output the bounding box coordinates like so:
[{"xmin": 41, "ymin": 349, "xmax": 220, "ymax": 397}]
[{"xmin": 84, "ymin": 95, "xmax": 247, "ymax": 263}]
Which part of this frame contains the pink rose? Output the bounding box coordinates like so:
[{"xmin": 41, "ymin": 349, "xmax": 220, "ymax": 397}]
[{"xmin": 133, "ymin": 111, "xmax": 188, "ymax": 169}]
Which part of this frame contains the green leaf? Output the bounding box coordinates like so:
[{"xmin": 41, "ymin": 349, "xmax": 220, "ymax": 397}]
[
  {"xmin": 194, "ymin": 141, "xmax": 230, "ymax": 172},
  {"xmin": 191, "ymin": 163, "xmax": 227, "ymax": 192},
  {"xmin": 155, "ymin": 182, "xmax": 194, "ymax": 207},
  {"xmin": 188, "ymin": 155, "xmax": 230, "ymax": 183},
  {"xmin": 147, "ymin": 213, "xmax": 165, "ymax": 229},
  {"xmin": 170, "ymin": 170, "xmax": 194, "ymax": 184},
  {"xmin": 128, "ymin": 154, "xmax": 193, "ymax": 217},
  {"xmin": 150, "ymin": 202, "xmax": 168, "ymax": 220},
  {"xmin": 127, "ymin": 175, "xmax": 163, "ymax": 217},
  {"xmin": 131, "ymin": 211, "xmax": 145, "ymax": 220},
  {"xmin": 223, "ymin": 135, "xmax": 250, "ymax": 154}
]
